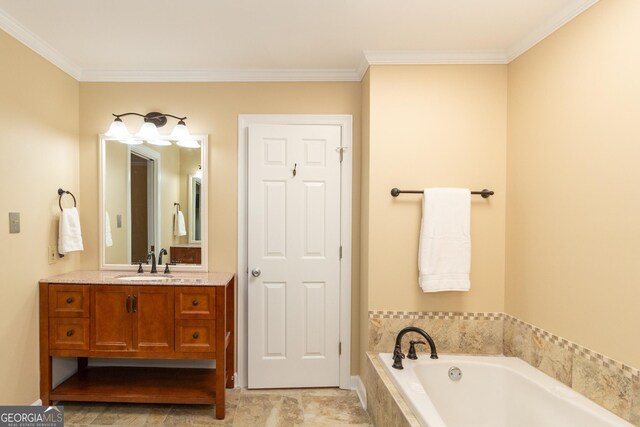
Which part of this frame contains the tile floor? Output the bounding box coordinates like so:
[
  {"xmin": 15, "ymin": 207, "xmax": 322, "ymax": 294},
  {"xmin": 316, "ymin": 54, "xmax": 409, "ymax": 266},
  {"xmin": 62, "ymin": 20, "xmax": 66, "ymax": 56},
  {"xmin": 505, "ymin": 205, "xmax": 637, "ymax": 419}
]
[{"xmin": 62, "ymin": 388, "xmax": 372, "ymax": 427}]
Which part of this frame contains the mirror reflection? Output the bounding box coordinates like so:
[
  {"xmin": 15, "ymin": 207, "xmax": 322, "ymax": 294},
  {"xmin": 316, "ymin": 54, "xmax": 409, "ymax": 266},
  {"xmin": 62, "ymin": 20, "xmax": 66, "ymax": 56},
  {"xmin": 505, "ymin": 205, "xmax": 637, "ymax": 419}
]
[{"xmin": 100, "ymin": 136, "xmax": 207, "ymax": 269}]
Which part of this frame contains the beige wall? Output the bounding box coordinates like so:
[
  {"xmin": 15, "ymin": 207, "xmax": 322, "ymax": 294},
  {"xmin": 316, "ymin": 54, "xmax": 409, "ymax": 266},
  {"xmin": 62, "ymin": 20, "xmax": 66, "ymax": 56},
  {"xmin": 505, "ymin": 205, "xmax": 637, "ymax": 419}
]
[
  {"xmin": 506, "ymin": 0, "xmax": 640, "ymax": 369},
  {"xmin": 0, "ymin": 30, "xmax": 79, "ymax": 404},
  {"xmin": 78, "ymin": 82, "xmax": 362, "ymax": 372},
  {"xmin": 365, "ymin": 65, "xmax": 507, "ymax": 313}
]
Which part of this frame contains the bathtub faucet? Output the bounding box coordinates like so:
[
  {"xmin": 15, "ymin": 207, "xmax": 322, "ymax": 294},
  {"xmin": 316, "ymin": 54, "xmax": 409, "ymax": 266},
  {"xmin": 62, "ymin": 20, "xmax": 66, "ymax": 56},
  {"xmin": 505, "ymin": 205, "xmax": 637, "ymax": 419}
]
[{"xmin": 392, "ymin": 326, "xmax": 438, "ymax": 369}]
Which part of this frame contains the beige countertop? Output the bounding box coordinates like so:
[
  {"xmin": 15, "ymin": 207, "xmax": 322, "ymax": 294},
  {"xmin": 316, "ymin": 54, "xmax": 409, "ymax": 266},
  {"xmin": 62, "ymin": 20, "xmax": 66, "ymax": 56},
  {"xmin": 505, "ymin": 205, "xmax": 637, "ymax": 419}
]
[{"xmin": 40, "ymin": 270, "xmax": 234, "ymax": 286}]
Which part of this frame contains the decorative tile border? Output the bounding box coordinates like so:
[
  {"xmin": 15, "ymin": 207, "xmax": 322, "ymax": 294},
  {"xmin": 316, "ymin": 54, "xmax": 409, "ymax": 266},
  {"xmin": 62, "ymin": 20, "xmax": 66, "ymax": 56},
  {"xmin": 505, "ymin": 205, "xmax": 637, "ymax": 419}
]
[
  {"xmin": 503, "ymin": 313, "xmax": 640, "ymax": 382},
  {"xmin": 368, "ymin": 310, "xmax": 503, "ymax": 321}
]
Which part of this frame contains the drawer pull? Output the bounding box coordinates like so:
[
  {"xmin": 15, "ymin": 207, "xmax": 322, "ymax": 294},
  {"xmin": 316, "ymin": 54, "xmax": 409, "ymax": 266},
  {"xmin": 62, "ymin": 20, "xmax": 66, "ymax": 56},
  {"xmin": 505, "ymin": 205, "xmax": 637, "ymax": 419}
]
[
  {"xmin": 192, "ymin": 300, "xmax": 199, "ymax": 306},
  {"xmin": 192, "ymin": 332, "xmax": 200, "ymax": 339},
  {"xmin": 66, "ymin": 330, "xmax": 74, "ymax": 337},
  {"xmin": 66, "ymin": 297, "xmax": 74, "ymax": 304}
]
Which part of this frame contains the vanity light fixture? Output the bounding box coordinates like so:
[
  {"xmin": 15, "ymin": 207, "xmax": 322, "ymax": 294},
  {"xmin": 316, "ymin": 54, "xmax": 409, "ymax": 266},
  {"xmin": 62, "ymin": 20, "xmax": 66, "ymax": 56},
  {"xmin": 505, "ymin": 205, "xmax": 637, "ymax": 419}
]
[
  {"xmin": 194, "ymin": 165, "xmax": 203, "ymax": 179},
  {"xmin": 105, "ymin": 111, "xmax": 192, "ymax": 144}
]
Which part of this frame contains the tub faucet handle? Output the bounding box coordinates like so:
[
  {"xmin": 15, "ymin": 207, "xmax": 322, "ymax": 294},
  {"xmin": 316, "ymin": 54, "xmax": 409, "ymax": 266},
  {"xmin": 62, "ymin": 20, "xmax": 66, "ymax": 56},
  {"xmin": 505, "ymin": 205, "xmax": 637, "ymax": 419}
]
[
  {"xmin": 392, "ymin": 345, "xmax": 406, "ymax": 369},
  {"xmin": 407, "ymin": 340, "xmax": 427, "ymax": 360}
]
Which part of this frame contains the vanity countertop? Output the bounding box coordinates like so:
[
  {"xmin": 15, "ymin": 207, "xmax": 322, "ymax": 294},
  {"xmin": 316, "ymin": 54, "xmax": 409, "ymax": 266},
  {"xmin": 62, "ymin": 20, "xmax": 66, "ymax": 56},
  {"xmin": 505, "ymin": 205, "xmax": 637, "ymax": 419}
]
[{"xmin": 40, "ymin": 270, "xmax": 234, "ymax": 286}]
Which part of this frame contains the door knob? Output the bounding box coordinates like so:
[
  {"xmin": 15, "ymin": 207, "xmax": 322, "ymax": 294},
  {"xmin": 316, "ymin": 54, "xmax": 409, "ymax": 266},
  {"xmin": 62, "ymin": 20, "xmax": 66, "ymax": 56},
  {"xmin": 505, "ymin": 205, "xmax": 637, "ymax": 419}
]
[{"xmin": 251, "ymin": 268, "xmax": 261, "ymax": 277}]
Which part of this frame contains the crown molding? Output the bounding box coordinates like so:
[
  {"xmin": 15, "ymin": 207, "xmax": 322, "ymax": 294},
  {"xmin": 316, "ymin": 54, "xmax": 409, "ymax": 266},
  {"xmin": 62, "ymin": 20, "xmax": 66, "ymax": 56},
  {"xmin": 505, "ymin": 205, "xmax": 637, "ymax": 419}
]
[
  {"xmin": 0, "ymin": 8, "xmax": 81, "ymax": 80},
  {"xmin": 506, "ymin": 0, "xmax": 599, "ymax": 62},
  {"xmin": 0, "ymin": 0, "xmax": 599, "ymax": 82},
  {"xmin": 80, "ymin": 68, "xmax": 361, "ymax": 82},
  {"xmin": 358, "ymin": 50, "xmax": 509, "ymax": 80}
]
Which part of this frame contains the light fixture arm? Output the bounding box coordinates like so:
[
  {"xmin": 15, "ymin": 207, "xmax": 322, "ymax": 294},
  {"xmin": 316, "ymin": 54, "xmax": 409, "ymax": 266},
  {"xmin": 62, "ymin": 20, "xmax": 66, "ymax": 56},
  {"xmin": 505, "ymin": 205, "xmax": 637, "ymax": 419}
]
[{"xmin": 112, "ymin": 112, "xmax": 187, "ymax": 129}]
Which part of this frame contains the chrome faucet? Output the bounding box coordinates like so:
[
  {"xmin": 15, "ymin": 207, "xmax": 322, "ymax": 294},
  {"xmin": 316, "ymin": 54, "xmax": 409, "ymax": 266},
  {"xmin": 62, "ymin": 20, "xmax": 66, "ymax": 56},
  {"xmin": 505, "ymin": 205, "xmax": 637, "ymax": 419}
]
[
  {"xmin": 392, "ymin": 326, "xmax": 438, "ymax": 369},
  {"xmin": 147, "ymin": 251, "xmax": 157, "ymax": 274},
  {"xmin": 158, "ymin": 248, "xmax": 168, "ymax": 266}
]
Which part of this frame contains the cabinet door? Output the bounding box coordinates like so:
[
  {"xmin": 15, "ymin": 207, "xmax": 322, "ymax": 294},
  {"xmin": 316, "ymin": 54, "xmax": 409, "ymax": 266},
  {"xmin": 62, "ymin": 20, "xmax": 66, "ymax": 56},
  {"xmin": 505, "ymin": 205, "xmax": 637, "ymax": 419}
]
[
  {"xmin": 133, "ymin": 286, "xmax": 174, "ymax": 352},
  {"xmin": 91, "ymin": 286, "xmax": 132, "ymax": 351}
]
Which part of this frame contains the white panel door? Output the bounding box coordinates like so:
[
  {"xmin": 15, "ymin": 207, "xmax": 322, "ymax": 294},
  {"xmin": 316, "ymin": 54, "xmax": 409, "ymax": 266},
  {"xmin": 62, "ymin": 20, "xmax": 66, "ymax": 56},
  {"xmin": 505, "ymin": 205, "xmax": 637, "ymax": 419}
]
[{"xmin": 248, "ymin": 124, "xmax": 342, "ymax": 388}]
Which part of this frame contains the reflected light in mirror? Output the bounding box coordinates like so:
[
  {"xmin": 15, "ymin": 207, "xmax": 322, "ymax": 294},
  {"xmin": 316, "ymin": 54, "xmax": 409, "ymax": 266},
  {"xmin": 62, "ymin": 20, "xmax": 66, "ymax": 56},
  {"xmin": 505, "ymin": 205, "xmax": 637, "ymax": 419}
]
[
  {"xmin": 146, "ymin": 139, "xmax": 172, "ymax": 146},
  {"xmin": 177, "ymin": 139, "xmax": 200, "ymax": 148},
  {"xmin": 119, "ymin": 138, "xmax": 143, "ymax": 145}
]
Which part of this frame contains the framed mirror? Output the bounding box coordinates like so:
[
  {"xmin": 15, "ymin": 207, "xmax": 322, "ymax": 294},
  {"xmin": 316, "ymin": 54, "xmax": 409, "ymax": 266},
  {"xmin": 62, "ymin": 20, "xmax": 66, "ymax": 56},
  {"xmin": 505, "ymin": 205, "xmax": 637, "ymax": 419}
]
[{"xmin": 99, "ymin": 135, "xmax": 208, "ymax": 271}]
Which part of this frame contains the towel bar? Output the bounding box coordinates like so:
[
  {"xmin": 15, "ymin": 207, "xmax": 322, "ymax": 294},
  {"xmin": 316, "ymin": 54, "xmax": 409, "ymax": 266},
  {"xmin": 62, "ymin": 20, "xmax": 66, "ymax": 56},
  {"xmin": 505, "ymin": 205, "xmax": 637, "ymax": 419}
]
[{"xmin": 390, "ymin": 188, "xmax": 494, "ymax": 198}]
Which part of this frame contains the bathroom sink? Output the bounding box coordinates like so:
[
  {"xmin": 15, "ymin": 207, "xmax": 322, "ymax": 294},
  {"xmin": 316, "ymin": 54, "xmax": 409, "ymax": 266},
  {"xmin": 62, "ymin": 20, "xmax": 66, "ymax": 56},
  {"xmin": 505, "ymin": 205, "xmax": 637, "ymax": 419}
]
[{"xmin": 115, "ymin": 275, "xmax": 173, "ymax": 281}]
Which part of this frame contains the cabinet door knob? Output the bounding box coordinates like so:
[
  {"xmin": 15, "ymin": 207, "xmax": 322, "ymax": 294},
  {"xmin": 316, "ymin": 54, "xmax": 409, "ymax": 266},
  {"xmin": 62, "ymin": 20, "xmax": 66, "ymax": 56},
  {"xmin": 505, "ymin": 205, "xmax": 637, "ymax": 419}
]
[
  {"xmin": 66, "ymin": 297, "xmax": 74, "ymax": 304},
  {"xmin": 192, "ymin": 300, "xmax": 199, "ymax": 306},
  {"xmin": 192, "ymin": 332, "xmax": 200, "ymax": 339},
  {"xmin": 66, "ymin": 330, "xmax": 74, "ymax": 337}
]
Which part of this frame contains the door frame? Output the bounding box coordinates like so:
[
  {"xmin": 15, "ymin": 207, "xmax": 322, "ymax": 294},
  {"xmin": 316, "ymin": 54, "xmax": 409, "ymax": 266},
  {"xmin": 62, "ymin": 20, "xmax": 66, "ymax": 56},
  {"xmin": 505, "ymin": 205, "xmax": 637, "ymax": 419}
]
[{"xmin": 237, "ymin": 114, "xmax": 352, "ymax": 389}]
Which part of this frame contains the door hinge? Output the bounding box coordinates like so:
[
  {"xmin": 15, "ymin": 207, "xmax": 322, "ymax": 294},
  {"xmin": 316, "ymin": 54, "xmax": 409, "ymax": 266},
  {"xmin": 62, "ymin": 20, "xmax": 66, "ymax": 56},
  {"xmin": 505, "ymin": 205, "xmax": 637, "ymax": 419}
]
[
  {"xmin": 336, "ymin": 146, "xmax": 347, "ymax": 162},
  {"xmin": 339, "ymin": 342, "xmax": 342, "ymax": 355},
  {"xmin": 339, "ymin": 246, "xmax": 343, "ymax": 259}
]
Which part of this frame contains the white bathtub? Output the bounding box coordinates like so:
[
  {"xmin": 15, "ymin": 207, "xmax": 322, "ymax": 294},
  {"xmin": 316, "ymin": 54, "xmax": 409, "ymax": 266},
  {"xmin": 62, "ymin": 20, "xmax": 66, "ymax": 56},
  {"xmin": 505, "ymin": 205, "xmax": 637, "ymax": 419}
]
[{"xmin": 378, "ymin": 353, "xmax": 634, "ymax": 427}]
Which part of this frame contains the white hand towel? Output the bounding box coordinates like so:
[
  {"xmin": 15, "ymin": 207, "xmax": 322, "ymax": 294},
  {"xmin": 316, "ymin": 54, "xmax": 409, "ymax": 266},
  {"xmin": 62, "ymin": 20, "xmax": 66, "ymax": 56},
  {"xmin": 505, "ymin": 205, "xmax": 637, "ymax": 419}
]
[
  {"xmin": 105, "ymin": 211, "xmax": 113, "ymax": 247},
  {"xmin": 174, "ymin": 210, "xmax": 187, "ymax": 237},
  {"xmin": 58, "ymin": 207, "xmax": 84, "ymax": 254},
  {"xmin": 419, "ymin": 188, "xmax": 470, "ymax": 292}
]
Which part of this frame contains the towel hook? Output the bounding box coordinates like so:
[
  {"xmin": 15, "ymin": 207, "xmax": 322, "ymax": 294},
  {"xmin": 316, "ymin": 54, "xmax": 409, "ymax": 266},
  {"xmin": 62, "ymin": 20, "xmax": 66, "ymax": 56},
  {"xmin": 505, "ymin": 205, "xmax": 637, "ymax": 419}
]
[{"xmin": 58, "ymin": 188, "xmax": 77, "ymax": 212}]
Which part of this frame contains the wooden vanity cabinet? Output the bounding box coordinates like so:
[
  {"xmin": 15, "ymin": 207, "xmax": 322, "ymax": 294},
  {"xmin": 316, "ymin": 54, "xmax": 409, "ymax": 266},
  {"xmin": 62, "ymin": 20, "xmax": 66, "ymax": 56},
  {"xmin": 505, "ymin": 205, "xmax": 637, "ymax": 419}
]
[
  {"xmin": 39, "ymin": 276, "xmax": 235, "ymax": 420},
  {"xmin": 91, "ymin": 285, "xmax": 174, "ymax": 352}
]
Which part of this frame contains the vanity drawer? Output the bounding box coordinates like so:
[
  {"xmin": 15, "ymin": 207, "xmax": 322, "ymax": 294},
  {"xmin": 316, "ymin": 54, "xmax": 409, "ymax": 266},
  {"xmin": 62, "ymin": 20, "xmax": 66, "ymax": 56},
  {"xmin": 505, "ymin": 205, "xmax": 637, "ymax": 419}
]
[
  {"xmin": 49, "ymin": 285, "xmax": 90, "ymax": 318},
  {"xmin": 175, "ymin": 287, "xmax": 216, "ymax": 319},
  {"xmin": 176, "ymin": 320, "xmax": 215, "ymax": 353},
  {"xmin": 49, "ymin": 318, "xmax": 90, "ymax": 350}
]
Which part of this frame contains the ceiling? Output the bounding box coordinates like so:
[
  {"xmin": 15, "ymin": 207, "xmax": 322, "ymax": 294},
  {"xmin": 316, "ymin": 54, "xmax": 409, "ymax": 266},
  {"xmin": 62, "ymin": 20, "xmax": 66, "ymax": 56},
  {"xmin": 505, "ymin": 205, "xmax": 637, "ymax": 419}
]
[{"xmin": 0, "ymin": 0, "xmax": 598, "ymax": 81}]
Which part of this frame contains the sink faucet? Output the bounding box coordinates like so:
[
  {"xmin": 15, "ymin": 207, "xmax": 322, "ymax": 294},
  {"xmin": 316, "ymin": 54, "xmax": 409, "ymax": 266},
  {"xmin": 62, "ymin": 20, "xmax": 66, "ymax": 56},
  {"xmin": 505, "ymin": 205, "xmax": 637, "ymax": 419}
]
[
  {"xmin": 392, "ymin": 326, "xmax": 438, "ymax": 369},
  {"xmin": 147, "ymin": 251, "xmax": 157, "ymax": 274},
  {"xmin": 158, "ymin": 248, "xmax": 168, "ymax": 266}
]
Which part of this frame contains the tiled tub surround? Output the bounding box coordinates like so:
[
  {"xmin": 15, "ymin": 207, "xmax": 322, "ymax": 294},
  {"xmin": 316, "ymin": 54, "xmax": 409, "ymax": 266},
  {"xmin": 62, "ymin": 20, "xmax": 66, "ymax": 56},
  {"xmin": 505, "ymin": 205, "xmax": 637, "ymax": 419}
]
[
  {"xmin": 365, "ymin": 353, "xmax": 420, "ymax": 427},
  {"xmin": 367, "ymin": 311, "xmax": 640, "ymax": 426}
]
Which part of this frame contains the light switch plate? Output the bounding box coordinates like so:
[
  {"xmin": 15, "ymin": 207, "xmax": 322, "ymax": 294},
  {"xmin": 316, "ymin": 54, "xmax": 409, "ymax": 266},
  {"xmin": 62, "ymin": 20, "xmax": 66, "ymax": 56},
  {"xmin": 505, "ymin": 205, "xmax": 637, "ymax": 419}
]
[
  {"xmin": 117, "ymin": 214, "xmax": 122, "ymax": 228},
  {"xmin": 9, "ymin": 212, "xmax": 20, "ymax": 233}
]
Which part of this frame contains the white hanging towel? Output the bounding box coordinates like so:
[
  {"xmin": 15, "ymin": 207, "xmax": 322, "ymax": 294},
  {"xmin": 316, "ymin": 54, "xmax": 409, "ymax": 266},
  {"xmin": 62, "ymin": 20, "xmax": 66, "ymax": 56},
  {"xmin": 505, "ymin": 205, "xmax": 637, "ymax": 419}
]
[
  {"xmin": 105, "ymin": 211, "xmax": 113, "ymax": 247},
  {"xmin": 174, "ymin": 210, "xmax": 187, "ymax": 236},
  {"xmin": 419, "ymin": 188, "xmax": 471, "ymax": 292},
  {"xmin": 58, "ymin": 207, "xmax": 84, "ymax": 254}
]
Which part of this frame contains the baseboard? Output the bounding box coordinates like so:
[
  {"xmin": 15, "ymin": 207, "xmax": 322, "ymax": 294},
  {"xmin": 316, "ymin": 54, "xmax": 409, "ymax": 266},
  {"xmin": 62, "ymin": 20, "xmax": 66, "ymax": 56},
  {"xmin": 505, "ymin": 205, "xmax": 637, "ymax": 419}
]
[
  {"xmin": 31, "ymin": 399, "xmax": 42, "ymax": 406},
  {"xmin": 351, "ymin": 375, "xmax": 366, "ymax": 410}
]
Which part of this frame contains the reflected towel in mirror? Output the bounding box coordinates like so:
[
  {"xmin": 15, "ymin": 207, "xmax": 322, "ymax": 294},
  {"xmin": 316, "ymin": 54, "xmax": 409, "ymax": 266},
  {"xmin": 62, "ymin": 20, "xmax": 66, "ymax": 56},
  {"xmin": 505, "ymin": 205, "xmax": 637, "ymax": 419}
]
[
  {"xmin": 174, "ymin": 210, "xmax": 187, "ymax": 236},
  {"xmin": 105, "ymin": 211, "xmax": 113, "ymax": 247}
]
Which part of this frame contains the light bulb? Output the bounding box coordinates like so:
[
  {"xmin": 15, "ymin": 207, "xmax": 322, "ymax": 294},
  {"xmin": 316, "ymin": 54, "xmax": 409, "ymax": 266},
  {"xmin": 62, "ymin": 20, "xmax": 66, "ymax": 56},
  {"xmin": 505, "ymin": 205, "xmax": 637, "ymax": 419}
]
[
  {"xmin": 105, "ymin": 118, "xmax": 131, "ymax": 139},
  {"xmin": 136, "ymin": 122, "xmax": 160, "ymax": 139},
  {"xmin": 170, "ymin": 120, "xmax": 190, "ymax": 139}
]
